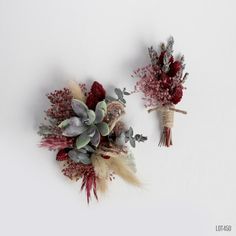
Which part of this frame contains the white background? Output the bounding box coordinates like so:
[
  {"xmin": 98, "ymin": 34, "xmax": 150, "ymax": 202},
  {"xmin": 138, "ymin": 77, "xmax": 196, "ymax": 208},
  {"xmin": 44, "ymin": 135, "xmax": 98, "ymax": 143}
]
[{"xmin": 0, "ymin": 0, "xmax": 235, "ymax": 235}]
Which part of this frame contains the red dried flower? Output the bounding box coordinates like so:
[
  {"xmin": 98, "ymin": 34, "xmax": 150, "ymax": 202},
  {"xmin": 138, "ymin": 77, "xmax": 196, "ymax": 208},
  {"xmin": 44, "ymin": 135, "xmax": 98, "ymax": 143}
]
[
  {"xmin": 160, "ymin": 72, "xmax": 172, "ymax": 89},
  {"xmin": 86, "ymin": 81, "xmax": 106, "ymax": 110},
  {"xmin": 56, "ymin": 149, "xmax": 69, "ymax": 161},
  {"xmin": 91, "ymin": 81, "xmax": 106, "ymax": 99},
  {"xmin": 171, "ymin": 86, "xmax": 183, "ymax": 104},
  {"xmin": 86, "ymin": 93, "xmax": 97, "ymax": 110},
  {"xmin": 40, "ymin": 135, "xmax": 74, "ymax": 150},
  {"xmin": 168, "ymin": 61, "xmax": 182, "ymax": 77},
  {"xmin": 46, "ymin": 88, "xmax": 74, "ymax": 123}
]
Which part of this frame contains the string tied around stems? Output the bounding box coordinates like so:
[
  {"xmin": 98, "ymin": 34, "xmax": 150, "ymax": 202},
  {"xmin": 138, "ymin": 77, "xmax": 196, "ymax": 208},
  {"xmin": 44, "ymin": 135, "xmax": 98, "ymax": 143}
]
[{"xmin": 147, "ymin": 105, "xmax": 187, "ymax": 147}]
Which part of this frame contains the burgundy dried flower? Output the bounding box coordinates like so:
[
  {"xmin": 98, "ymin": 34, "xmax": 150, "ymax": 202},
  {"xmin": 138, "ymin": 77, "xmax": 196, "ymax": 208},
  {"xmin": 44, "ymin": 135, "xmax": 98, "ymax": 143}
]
[
  {"xmin": 160, "ymin": 72, "xmax": 172, "ymax": 89},
  {"xmin": 62, "ymin": 161, "xmax": 98, "ymax": 203},
  {"xmin": 159, "ymin": 51, "xmax": 174, "ymax": 66},
  {"xmin": 86, "ymin": 81, "xmax": 106, "ymax": 110},
  {"xmin": 56, "ymin": 149, "xmax": 70, "ymax": 161},
  {"xmin": 40, "ymin": 135, "xmax": 74, "ymax": 150},
  {"xmin": 168, "ymin": 61, "xmax": 182, "ymax": 77},
  {"xmin": 46, "ymin": 88, "xmax": 74, "ymax": 123},
  {"xmin": 171, "ymin": 86, "xmax": 183, "ymax": 104}
]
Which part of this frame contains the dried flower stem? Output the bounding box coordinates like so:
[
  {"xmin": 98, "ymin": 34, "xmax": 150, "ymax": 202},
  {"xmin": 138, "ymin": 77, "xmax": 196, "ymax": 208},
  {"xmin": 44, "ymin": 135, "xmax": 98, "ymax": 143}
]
[{"xmin": 148, "ymin": 107, "xmax": 187, "ymax": 114}]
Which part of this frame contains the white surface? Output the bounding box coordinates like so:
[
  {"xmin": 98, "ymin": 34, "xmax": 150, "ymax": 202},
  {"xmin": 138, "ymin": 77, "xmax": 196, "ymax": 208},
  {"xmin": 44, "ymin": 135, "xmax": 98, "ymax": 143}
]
[{"xmin": 0, "ymin": 0, "xmax": 235, "ymax": 235}]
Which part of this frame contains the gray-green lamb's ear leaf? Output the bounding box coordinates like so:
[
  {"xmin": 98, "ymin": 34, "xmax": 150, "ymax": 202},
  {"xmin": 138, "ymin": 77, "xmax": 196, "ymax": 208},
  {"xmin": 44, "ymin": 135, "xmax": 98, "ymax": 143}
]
[
  {"xmin": 97, "ymin": 122, "xmax": 109, "ymax": 136},
  {"xmin": 62, "ymin": 125, "xmax": 87, "ymax": 137},
  {"xmin": 71, "ymin": 99, "xmax": 88, "ymax": 117},
  {"xmin": 59, "ymin": 117, "xmax": 82, "ymax": 128},
  {"xmin": 96, "ymin": 100, "xmax": 107, "ymax": 113},
  {"xmin": 58, "ymin": 119, "xmax": 69, "ymax": 129},
  {"xmin": 79, "ymin": 154, "xmax": 92, "ymax": 165},
  {"xmin": 68, "ymin": 149, "xmax": 91, "ymax": 164},
  {"xmin": 85, "ymin": 110, "xmax": 96, "ymax": 125},
  {"xmin": 129, "ymin": 137, "xmax": 136, "ymax": 148},
  {"xmin": 84, "ymin": 145, "xmax": 95, "ymax": 153},
  {"xmin": 90, "ymin": 129, "xmax": 100, "ymax": 147},
  {"xmin": 76, "ymin": 133, "xmax": 91, "ymax": 149},
  {"xmin": 85, "ymin": 125, "xmax": 96, "ymax": 137},
  {"xmin": 95, "ymin": 109, "xmax": 105, "ymax": 124}
]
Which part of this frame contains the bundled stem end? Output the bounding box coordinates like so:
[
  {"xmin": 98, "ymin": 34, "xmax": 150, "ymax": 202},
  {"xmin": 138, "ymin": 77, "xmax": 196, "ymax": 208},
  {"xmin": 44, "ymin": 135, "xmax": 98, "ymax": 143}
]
[{"xmin": 159, "ymin": 126, "xmax": 172, "ymax": 147}]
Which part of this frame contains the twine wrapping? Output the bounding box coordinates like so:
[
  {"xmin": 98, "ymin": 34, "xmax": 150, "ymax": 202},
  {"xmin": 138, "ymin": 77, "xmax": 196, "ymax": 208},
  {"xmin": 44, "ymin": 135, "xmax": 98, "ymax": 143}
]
[{"xmin": 162, "ymin": 107, "xmax": 174, "ymax": 129}]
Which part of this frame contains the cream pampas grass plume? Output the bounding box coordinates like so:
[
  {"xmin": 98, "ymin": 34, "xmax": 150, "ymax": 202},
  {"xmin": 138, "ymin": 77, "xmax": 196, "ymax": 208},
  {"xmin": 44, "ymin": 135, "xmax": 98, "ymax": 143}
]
[{"xmin": 68, "ymin": 80, "xmax": 86, "ymax": 101}]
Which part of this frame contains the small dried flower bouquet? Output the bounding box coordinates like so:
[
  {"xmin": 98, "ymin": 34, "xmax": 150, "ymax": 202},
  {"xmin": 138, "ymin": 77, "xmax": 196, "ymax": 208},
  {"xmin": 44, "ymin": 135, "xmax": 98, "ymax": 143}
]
[
  {"xmin": 133, "ymin": 37, "xmax": 188, "ymax": 147},
  {"xmin": 38, "ymin": 81, "xmax": 147, "ymax": 203}
]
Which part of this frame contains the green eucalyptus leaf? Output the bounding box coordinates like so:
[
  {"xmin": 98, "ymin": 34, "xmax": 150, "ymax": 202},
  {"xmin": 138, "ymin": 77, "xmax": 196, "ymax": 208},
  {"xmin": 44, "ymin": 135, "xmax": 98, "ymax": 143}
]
[
  {"xmin": 97, "ymin": 122, "xmax": 110, "ymax": 136},
  {"xmin": 76, "ymin": 133, "xmax": 91, "ymax": 149},
  {"xmin": 129, "ymin": 137, "xmax": 136, "ymax": 148},
  {"xmin": 123, "ymin": 91, "xmax": 130, "ymax": 95},
  {"xmin": 128, "ymin": 127, "xmax": 134, "ymax": 137},
  {"xmin": 115, "ymin": 88, "xmax": 123, "ymax": 98}
]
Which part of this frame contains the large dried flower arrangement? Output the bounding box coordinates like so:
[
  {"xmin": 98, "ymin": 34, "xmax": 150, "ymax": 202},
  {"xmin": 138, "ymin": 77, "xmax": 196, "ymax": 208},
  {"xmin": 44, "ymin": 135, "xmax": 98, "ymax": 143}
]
[{"xmin": 38, "ymin": 81, "xmax": 147, "ymax": 203}]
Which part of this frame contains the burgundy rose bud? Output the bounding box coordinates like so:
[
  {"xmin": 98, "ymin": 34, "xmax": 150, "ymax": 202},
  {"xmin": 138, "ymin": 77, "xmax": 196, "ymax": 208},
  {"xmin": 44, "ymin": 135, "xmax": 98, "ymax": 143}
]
[
  {"xmin": 86, "ymin": 81, "xmax": 106, "ymax": 110},
  {"xmin": 171, "ymin": 86, "xmax": 183, "ymax": 104},
  {"xmin": 86, "ymin": 93, "xmax": 98, "ymax": 110},
  {"xmin": 168, "ymin": 61, "xmax": 182, "ymax": 77},
  {"xmin": 158, "ymin": 51, "xmax": 174, "ymax": 66},
  {"xmin": 56, "ymin": 149, "xmax": 69, "ymax": 161},
  {"xmin": 160, "ymin": 72, "xmax": 172, "ymax": 89},
  {"xmin": 91, "ymin": 81, "xmax": 106, "ymax": 100}
]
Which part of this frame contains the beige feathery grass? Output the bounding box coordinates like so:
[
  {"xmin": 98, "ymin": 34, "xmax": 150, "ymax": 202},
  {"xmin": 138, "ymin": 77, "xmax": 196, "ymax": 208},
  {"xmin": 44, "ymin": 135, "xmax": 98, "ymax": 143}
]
[
  {"xmin": 96, "ymin": 178, "xmax": 108, "ymax": 193},
  {"xmin": 91, "ymin": 154, "xmax": 110, "ymax": 194},
  {"xmin": 91, "ymin": 154, "xmax": 109, "ymax": 179},
  {"xmin": 68, "ymin": 80, "xmax": 86, "ymax": 101},
  {"xmin": 107, "ymin": 156, "xmax": 142, "ymax": 187},
  {"xmin": 91, "ymin": 152, "xmax": 142, "ymax": 192}
]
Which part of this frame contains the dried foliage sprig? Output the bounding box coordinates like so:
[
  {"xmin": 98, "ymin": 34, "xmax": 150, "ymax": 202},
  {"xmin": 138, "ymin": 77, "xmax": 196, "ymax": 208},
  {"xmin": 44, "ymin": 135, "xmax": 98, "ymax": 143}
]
[
  {"xmin": 132, "ymin": 37, "xmax": 188, "ymax": 147},
  {"xmin": 38, "ymin": 81, "xmax": 147, "ymax": 203}
]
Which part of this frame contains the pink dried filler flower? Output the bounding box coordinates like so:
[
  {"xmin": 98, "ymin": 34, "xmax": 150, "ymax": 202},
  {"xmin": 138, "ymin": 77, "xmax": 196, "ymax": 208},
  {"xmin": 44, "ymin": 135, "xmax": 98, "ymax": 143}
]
[{"xmin": 133, "ymin": 37, "xmax": 188, "ymax": 147}]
